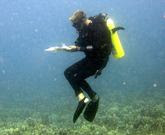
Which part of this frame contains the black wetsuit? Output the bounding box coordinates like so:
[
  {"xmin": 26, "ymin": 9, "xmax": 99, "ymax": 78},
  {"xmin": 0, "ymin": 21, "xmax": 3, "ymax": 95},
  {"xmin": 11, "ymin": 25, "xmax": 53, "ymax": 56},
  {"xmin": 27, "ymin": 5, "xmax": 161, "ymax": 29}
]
[{"xmin": 64, "ymin": 15, "xmax": 112, "ymax": 99}]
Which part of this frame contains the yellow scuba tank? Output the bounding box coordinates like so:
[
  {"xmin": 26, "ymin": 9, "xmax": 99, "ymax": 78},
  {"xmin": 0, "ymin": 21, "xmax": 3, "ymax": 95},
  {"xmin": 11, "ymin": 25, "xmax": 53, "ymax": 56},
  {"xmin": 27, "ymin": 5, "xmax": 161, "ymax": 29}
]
[{"xmin": 106, "ymin": 18, "xmax": 125, "ymax": 59}]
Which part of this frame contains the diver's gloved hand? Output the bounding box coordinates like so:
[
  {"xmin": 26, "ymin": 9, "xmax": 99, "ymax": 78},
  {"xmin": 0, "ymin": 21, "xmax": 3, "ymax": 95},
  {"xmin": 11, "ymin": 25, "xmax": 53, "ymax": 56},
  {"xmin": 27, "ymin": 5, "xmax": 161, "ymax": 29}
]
[
  {"xmin": 44, "ymin": 46, "xmax": 61, "ymax": 52},
  {"xmin": 94, "ymin": 70, "xmax": 102, "ymax": 79},
  {"xmin": 44, "ymin": 43, "xmax": 68, "ymax": 52},
  {"xmin": 64, "ymin": 45, "xmax": 78, "ymax": 52},
  {"xmin": 45, "ymin": 44, "xmax": 78, "ymax": 53}
]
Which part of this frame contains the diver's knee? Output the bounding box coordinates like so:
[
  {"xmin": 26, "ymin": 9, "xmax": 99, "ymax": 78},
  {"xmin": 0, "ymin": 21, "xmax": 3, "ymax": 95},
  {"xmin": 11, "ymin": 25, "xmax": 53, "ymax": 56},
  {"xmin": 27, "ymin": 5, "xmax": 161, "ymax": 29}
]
[
  {"xmin": 64, "ymin": 69, "xmax": 68, "ymax": 78},
  {"xmin": 64, "ymin": 68, "xmax": 71, "ymax": 79}
]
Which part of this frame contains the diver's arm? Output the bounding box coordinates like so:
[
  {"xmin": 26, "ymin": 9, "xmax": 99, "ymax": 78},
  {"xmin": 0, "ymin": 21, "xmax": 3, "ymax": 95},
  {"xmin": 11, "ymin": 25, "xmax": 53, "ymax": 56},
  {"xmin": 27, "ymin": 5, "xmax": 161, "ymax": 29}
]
[
  {"xmin": 76, "ymin": 45, "xmax": 93, "ymax": 51},
  {"xmin": 45, "ymin": 45, "xmax": 76, "ymax": 52},
  {"xmin": 65, "ymin": 45, "xmax": 93, "ymax": 52},
  {"xmin": 44, "ymin": 45, "xmax": 81, "ymax": 52},
  {"xmin": 45, "ymin": 45, "xmax": 93, "ymax": 53},
  {"xmin": 75, "ymin": 36, "xmax": 93, "ymax": 52}
]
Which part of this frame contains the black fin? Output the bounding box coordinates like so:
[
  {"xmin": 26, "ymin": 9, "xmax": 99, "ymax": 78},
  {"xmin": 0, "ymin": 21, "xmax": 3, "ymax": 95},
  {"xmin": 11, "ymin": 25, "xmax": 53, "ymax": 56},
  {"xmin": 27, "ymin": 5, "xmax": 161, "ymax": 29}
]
[
  {"xmin": 83, "ymin": 96, "xmax": 99, "ymax": 122},
  {"xmin": 112, "ymin": 27, "xmax": 125, "ymax": 33},
  {"xmin": 73, "ymin": 98, "xmax": 87, "ymax": 123}
]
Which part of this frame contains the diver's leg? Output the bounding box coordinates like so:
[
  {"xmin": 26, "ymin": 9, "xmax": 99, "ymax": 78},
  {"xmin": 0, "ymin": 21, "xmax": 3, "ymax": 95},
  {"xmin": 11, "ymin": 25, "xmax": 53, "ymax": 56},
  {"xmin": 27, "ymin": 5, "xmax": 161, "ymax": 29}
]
[
  {"xmin": 70, "ymin": 59, "xmax": 98, "ymax": 100},
  {"xmin": 64, "ymin": 59, "xmax": 90, "ymax": 123},
  {"xmin": 78, "ymin": 80, "xmax": 96, "ymax": 99},
  {"xmin": 64, "ymin": 57, "xmax": 101, "ymax": 100},
  {"xmin": 64, "ymin": 71, "xmax": 83, "ymax": 97},
  {"xmin": 76, "ymin": 78, "xmax": 100, "ymax": 122},
  {"xmin": 70, "ymin": 60, "xmax": 100, "ymax": 122},
  {"xmin": 64, "ymin": 59, "xmax": 86, "ymax": 97}
]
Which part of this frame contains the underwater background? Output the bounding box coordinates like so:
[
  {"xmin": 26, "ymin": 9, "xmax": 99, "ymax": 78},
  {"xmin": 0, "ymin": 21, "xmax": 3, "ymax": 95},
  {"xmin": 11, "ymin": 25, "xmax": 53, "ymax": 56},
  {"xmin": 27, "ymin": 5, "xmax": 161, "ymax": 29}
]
[{"xmin": 0, "ymin": 0, "xmax": 165, "ymax": 134}]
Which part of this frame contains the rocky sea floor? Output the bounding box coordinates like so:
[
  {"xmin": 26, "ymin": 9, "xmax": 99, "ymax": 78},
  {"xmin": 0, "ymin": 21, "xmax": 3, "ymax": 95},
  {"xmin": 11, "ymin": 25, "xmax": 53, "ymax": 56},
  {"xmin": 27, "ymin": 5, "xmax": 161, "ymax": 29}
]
[{"xmin": 0, "ymin": 88, "xmax": 164, "ymax": 135}]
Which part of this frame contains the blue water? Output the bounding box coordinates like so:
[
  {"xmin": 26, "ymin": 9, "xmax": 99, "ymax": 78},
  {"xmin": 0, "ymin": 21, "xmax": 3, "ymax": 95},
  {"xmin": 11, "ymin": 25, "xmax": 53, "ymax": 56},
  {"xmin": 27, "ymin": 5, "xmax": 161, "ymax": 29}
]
[{"xmin": 0, "ymin": 0, "xmax": 165, "ymax": 134}]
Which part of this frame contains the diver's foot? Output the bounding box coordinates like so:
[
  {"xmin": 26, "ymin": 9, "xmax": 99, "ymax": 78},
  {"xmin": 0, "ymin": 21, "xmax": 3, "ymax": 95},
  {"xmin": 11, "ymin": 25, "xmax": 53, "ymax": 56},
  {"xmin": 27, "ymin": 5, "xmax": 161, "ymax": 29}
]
[
  {"xmin": 73, "ymin": 97, "xmax": 89, "ymax": 123},
  {"xmin": 83, "ymin": 94, "xmax": 100, "ymax": 122}
]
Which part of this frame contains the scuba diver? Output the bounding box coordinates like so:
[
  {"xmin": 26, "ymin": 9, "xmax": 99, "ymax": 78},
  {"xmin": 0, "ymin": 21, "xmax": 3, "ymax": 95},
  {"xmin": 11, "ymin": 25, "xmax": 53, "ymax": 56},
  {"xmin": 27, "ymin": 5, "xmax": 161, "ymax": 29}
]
[{"xmin": 45, "ymin": 10, "xmax": 125, "ymax": 123}]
